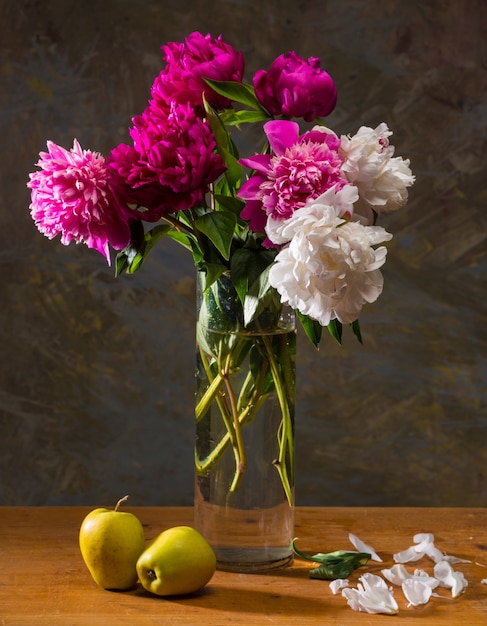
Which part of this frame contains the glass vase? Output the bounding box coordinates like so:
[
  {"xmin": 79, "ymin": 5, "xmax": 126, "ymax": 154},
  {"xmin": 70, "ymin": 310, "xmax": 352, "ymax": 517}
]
[{"xmin": 194, "ymin": 271, "xmax": 296, "ymax": 572}]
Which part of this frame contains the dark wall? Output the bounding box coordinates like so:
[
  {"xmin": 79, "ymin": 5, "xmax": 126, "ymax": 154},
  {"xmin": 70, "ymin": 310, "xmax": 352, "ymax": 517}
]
[{"xmin": 1, "ymin": 0, "xmax": 486, "ymax": 506}]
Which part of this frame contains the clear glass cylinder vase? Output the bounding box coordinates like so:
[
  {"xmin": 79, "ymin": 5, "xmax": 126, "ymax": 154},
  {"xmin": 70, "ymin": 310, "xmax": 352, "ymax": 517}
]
[{"xmin": 194, "ymin": 271, "xmax": 296, "ymax": 572}]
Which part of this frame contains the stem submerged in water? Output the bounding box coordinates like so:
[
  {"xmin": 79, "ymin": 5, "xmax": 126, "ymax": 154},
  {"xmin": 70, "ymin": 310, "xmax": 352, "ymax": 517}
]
[{"xmin": 195, "ymin": 324, "xmax": 295, "ymax": 506}]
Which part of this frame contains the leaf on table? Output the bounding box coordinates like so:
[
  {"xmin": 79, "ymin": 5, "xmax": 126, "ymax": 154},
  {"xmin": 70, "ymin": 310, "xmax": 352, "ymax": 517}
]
[{"xmin": 291, "ymin": 538, "xmax": 371, "ymax": 580}]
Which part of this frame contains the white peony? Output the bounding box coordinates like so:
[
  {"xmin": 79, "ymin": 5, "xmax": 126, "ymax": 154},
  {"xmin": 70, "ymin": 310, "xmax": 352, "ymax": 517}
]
[
  {"xmin": 266, "ymin": 184, "xmax": 359, "ymax": 245},
  {"xmin": 267, "ymin": 188, "xmax": 393, "ymax": 326},
  {"xmin": 339, "ymin": 122, "xmax": 415, "ymax": 223}
]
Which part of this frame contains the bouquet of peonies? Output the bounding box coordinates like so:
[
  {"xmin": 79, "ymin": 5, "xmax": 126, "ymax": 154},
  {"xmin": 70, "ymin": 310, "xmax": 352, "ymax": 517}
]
[
  {"xmin": 27, "ymin": 31, "xmax": 414, "ymax": 348},
  {"xmin": 27, "ymin": 33, "xmax": 415, "ymax": 513}
]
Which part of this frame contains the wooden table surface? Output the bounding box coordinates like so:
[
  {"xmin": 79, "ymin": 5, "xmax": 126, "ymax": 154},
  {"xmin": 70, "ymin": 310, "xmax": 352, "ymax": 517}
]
[{"xmin": 0, "ymin": 507, "xmax": 486, "ymax": 625}]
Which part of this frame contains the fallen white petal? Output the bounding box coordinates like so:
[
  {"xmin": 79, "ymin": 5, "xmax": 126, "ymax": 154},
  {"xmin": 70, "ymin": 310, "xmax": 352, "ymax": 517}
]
[
  {"xmin": 423, "ymin": 543, "xmax": 445, "ymax": 563},
  {"xmin": 341, "ymin": 573, "xmax": 398, "ymax": 615},
  {"xmin": 413, "ymin": 569, "xmax": 440, "ymax": 588},
  {"xmin": 382, "ymin": 564, "xmax": 408, "ymax": 585},
  {"xmin": 394, "ymin": 546, "xmax": 425, "ymax": 563},
  {"xmin": 442, "ymin": 555, "xmax": 471, "ymax": 564},
  {"xmin": 434, "ymin": 560, "xmax": 468, "ymax": 598},
  {"xmin": 329, "ymin": 578, "xmax": 349, "ymax": 594},
  {"xmin": 412, "ymin": 533, "xmax": 444, "ymax": 562},
  {"xmin": 402, "ymin": 578, "xmax": 433, "ymax": 607},
  {"xmin": 481, "ymin": 579, "xmax": 487, "ymax": 585},
  {"xmin": 413, "ymin": 532, "xmax": 435, "ymax": 544},
  {"xmin": 382, "ymin": 563, "xmax": 438, "ymax": 589},
  {"xmin": 382, "ymin": 563, "xmax": 439, "ymax": 604},
  {"xmin": 396, "ymin": 532, "xmax": 471, "ymax": 565},
  {"xmin": 348, "ymin": 532, "xmax": 383, "ymax": 562}
]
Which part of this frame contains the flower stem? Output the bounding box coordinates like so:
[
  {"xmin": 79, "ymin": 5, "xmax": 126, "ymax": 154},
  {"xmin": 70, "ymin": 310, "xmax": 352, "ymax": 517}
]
[
  {"xmin": 261, "ymin": 332, "xmax": 295, "ymax": 507},
  {"xmin": 221, "ymin": 352, "xmax": 247, "ymax": 492}
]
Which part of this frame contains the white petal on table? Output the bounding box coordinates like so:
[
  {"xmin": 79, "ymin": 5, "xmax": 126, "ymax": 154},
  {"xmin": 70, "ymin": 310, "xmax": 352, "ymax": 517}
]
[
  {"xmin": 402, "ymin": 578, "xmax": 433, "ymax": 607},
  {"xmin": 348, "ymin": 532, "xmax": 383, "ymax": 562},
  {"xmin": 342, "ymin": 573, "xmax": 398, "ymax": 614},
  {"xmin": 382, "ymin": 563, "xmax": 439, "ymax": 589},
  {"xmin": 329, "ymin": 578, "xmax": 349, "ymax": 595},
  {"xmin": 433, "ymin": 560, "xmax": 468, "ymax": 598}
]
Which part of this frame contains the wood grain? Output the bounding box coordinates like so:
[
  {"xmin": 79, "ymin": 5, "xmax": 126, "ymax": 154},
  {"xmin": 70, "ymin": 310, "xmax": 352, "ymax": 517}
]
[{"xmin": 0, "ymin": 507, "xmax": 486, "ymax": 625}]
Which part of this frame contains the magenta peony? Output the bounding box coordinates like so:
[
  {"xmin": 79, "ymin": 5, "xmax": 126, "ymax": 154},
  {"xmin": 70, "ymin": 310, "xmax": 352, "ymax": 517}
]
[
  {"xmin": 253, "ymin": 51, "xmax": 337, "ymax": 122},
  {"xmin": 238, "ymin": 120, "xmax": 347, "ymax": 243},
  {"xmin": 27, "ymin": 140, "xmax": 131, "ymax": 264},
  {"xmin": 107, "ymin": 100, "xmax": 226, "ymax": 220},
  {"xmin": 151, "ymin": 31, "xmax": 245, "ymax": 111}
]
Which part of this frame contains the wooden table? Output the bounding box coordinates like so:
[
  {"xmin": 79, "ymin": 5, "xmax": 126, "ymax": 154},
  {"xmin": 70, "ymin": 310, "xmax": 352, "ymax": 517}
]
[{"xmin": 0, "ymin": 507, "xmax": 486, "ymax": 625}]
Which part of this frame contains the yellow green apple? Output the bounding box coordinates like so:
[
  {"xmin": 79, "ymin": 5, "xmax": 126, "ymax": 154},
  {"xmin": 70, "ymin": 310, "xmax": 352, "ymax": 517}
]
[
  {"xmin": 79, "ymin": 495, "xmax": 146, "ymax": 590},
  {"xmin": 136, "ymin": 525, "xmax": 216, "ymax": 596}
]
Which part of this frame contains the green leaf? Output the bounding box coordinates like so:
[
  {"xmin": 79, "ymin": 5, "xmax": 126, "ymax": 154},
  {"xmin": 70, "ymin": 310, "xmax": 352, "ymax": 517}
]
[
  {"xmin": 229, "ymin": 250, "xmax": 250, "ymax": 305},
  {"xmin": 243, "ymin": 265, "xmax": 277, "ymax": 326},
  {"xmin": 327, "ymin": 319, "xmax": 343, "ymax": 344},
  {"xmin": 220, "ymin": 108, "xmax": 270, "ymax": 126},
  {"xmin": 220, "ymin": 147, "xmax": 243, "ymax": 193},
  {"xmin": 229, "ymin": 246, "xmax": 273, "ymax": 305},
  {"xmin": 115, "ymin": 250, "xmax": 129, "ymax": 276},
  {"xmin": 129, "ymin": 224, "xmax": 172, "ymax": 273},
  {"xmin": 165, "ymin": 230, "xmax": 195, "ymax": 253},
  {"xmin": 203, "ymin": 263, "xmax": 227, "ymax": 289},
  {"xmin": 203, "ymin": 97, "xmax": 231, "ymax": 153},
  {"xmin": 194, "ymin": 211, "xmax": 237, "ymax": 260},
  {"xmin": 297, "ymin": 311, "xmax": 322, "ymax": 348},
  {"xmin": 214, "ymin": 194, "xmax": 245, "ymax": 215},
  {"xmin": 116, "ymin": 222, "xmax": 172, "ymax": 275},
  {"xmin": 205, "ymin": 79, "xmax": 265, "ymax": 111},
  {"xmin": 350, "ymin": 319, "xmax": 363, "ymax": 344},
  {"xmin": 115, "ymin": 220, "xmax": 145, "ymax": 276},
  {"xmin": 291, "ymin": 538, "xmax": 371, "ymax": 580}
]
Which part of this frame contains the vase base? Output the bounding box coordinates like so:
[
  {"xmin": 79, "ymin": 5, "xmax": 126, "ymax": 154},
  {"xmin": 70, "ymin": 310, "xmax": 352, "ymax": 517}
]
[{"xmin": 214, "ymin": 548, "xmax": 293, "ymax": 573}]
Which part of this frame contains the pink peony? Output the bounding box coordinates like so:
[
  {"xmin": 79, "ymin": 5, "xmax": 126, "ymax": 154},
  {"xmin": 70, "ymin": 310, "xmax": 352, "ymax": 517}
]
[
  {"xmin": 107, "ymin": 100, "xmax": 226, "ymax": 220},
  {"xmin": 238, "ymin": 120, "xmax": 347, "ymax": 243},
  {"xmin": 27, "ymin": 140, "xmax": 131, "ymax": 265},
  {"xmin": 151, "ymin": 31, "xmax": 244, "ymax": 111},
  {"xmin": 253, "ymin": 51, "xmax": 337, "ymax": 122}
]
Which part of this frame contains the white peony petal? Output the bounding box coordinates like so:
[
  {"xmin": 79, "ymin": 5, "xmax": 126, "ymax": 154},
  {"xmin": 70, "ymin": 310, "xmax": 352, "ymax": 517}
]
[
  {"xmin": 433, "ymin": 560, "xmax": 468, "ymax": 598},
  {"xmin": 424, "ymin": 543, "xmax": 446, "ymax": 564},
  {"xmin": 402, "ymin": 578, "xmax": 433, "ymax": 607},
  {"xmin": 342, "ymin": 573, "xmax": 398, "ymax": 614},
  {"xmin": 382, "ymin": 563, "xmax": 411, "ymax": 585},
  {"xmin": 394, "ymin": 533, "xmax": 439, "ymax": 563},
  {"xmin": 481, "ymin": 579, "xmax": 487, "ymax": 585},
  {"xmin": 442, "ymin": 555, "xmax": 471, "ymax": 564},
  {"xmin": 382, "ymin": 563, "xmax": 439, "ymax": 590},
  {"xmin": 348, "ymin": 532, "xmax": 383, "ymax": 562},
  {"xmin": 413, "ymin": 532, "xmax": 435, "ymax": 544},
  {"xmin": 393, "ymin": 546, "xmax": 425, "ymax": 563},
  {"xmin": 416, "ymin": 533, "xmax": 470, "ymax": 564},
  {"xmin": 329, "ymin": 578, "xmax": 349, "ymax": 594},
  {"xmin": 412, "ymin": 569, "xmax": 440, "ymax": 588}
]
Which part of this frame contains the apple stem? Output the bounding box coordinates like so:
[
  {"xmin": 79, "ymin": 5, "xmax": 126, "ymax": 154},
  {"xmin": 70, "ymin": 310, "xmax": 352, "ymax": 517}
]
[{"xmin": 114, "ymin": 495, "xmax": 130, "ymax": 512}]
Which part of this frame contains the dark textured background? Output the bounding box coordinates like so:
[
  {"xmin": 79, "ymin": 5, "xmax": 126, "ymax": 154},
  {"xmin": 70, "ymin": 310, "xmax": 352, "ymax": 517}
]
[{"xmin": 1, "ymin": 0, "xmax": 486, "ymax": 507}]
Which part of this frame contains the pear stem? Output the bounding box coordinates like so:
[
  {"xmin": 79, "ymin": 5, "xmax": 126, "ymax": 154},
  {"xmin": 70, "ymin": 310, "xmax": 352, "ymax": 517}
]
[{"xmin": 114, "ymin": 495, "xmax": 129, "ymax": 512}]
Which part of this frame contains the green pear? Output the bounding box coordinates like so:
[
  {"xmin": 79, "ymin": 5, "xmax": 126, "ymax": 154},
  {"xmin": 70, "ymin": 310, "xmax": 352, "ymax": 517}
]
[
  {"xmin": 79, "ymin": 495, "xmax": 146, "ymax": 590},
  {"xmin": 137, "ymin": 526, "xmax": 216, "ymax": 596}
]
